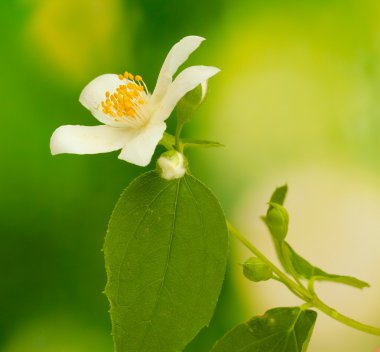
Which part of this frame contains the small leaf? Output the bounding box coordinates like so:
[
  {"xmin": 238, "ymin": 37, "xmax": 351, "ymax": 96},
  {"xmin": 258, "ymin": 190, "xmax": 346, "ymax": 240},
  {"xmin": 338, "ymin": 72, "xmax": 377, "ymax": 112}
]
[
  {"xmin": 283, "ymin": 243, "xmax": 369, "ymax": 289},
  {"xmin": 264, "ymin": 203, "xmax": 289, "ymax": 242},
  {"xmin": 262, "ymin": 185, "xmax": 369, "ymax": 289},
  {"xmin": 269, "ymin": 184, "xmax": 288, "ymax": 205},
  {"xmin": 211, "ymin": 307, "xmax": 317, "ymax": 352},
  {"xmin": 242, "ymin": 257, "xmax": 273, "ymax": 282},
  {"xmin": 181, "ymin": 138, "xmax": 224, "ymax": 149},
  {"xmin": 176, "ymin": 84, "xmax": 205, "ymax": 128},
  {"xmin": 104, "ymin": 171, "xmax": 228, "ymax": 352}
]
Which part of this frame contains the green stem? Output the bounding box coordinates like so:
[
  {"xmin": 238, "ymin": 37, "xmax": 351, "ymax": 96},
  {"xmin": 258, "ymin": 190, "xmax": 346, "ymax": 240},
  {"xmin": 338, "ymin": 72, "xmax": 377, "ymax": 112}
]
[
  {"xmin": 175, "ymin": 125, "xmax": 183, "ymax": 152},
  {"xmin": 227, "ymin": 221, "xmax": 311, "ymax": 301},
  {"xmin": 272, "ymin": 276, "xmax": 306, "ymax": 301},
  {"xmin": 308, "ymin": 279, "xmax": 380, "ymax": 336},
  {"xmin": 313, "ymin": 296, "xmax": 380, "ymax": 335}
]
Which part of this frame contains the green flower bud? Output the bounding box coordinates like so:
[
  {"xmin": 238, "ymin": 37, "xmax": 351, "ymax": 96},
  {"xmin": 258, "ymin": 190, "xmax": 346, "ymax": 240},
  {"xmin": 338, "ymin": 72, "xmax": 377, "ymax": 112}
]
[
  {"xmin": 242, "ymin": 257, "xmax": 273, "ymax": 282},
  {"xmin": 265, "ymin": 203, "xmax": 289, "ymax": 241},
  {"xmin": 157, "ymin": 150, "xmax": 187, "ymax": 180}
]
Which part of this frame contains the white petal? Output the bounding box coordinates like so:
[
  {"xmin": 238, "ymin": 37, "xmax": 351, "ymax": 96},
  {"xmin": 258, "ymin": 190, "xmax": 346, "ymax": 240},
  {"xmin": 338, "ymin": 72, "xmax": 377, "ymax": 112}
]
[
  {"xmin": 79, "ymin": 74, "xmax": 122, "ymax": 127},
  {"xmin": 50, "ymin": 125, "xmax": 132, "ymax": 155},
  {"xmin": 118, "ymin": 122, "xmax": 166, "ymax": 167},
  {"xmin": 152, "ymin": 65, "xmax": 220, "ymax": 123},
  {"xmin": 79, "ymin": 74, "xmax": 120, "ymax": 110},
  {"xmin": 151, "ymin": 36, "xmax": 205, "ymax": 104}
]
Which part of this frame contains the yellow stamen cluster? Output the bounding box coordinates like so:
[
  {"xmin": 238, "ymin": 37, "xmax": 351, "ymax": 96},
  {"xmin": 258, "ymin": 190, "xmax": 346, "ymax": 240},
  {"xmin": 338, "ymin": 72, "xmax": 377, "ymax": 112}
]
[{"xmin": 101, "ymin": 71, "xmax": 147, "ymax": 120}]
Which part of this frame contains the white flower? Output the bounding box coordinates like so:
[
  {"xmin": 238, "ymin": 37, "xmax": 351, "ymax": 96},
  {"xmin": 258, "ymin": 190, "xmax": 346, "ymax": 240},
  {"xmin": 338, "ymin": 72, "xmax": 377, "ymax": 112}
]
[
  {"xmin": 50, "ymin": 36, "xmax": 220, "ymax": 166},
  {"xmin": 157, "ymin": 151, "xmax": 187, "ymax": 180}
]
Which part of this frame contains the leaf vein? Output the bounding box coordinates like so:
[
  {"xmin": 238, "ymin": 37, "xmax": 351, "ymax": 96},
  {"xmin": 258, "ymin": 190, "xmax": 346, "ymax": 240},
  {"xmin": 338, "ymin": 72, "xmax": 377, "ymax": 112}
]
[
  {"xmin": 137, "ymin": 179, "xmax": 181, "ymax": 351},
  {"xmin": 114, "ymin": 182, "xmax": 173, "ymax": 304}
]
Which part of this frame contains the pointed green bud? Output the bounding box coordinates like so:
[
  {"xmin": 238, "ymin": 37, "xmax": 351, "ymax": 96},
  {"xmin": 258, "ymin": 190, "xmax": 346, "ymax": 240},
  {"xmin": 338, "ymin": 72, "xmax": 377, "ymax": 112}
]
[
  {"xmin": 157, "ymin": 150, "xmax": 187, "ymax": 180},
  {"xmin": 242, "ymin": 257, "xmax": 273, "ymax": 282},
  {"xmin": 264, "ymin": 203, "xmax": 289, "ymax": 241}
]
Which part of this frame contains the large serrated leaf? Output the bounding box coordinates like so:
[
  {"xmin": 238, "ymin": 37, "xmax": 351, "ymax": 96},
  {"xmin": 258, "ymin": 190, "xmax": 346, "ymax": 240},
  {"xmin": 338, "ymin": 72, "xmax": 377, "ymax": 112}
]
[
  {"xmin": 211, "ymin": 307, "xmax": 317, "ymax": 352},
  {"xmin": 104, "ymin": 171, "xmax": 228, "ymax": 352}
]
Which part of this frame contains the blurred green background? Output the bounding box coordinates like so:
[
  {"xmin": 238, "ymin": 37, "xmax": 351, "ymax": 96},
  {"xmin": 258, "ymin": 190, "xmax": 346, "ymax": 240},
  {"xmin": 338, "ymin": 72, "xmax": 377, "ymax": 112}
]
[{"xmin": 2, "ymin": 0, "xmax": 380, "ymax": 351}]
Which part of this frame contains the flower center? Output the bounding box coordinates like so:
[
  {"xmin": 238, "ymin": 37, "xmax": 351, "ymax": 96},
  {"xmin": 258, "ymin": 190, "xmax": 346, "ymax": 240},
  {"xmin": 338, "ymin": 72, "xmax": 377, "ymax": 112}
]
[{"xmin": 101, "ymin": 72, "xmax": 149, "ymax": 123}]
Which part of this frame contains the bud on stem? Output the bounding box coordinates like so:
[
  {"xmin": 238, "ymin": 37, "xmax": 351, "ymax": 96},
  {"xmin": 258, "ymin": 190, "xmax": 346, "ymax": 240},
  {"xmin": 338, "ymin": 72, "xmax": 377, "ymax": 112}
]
[
  {"xmin": 242, "ymin": 257, "xmax": 273, "ymax": 282},
  {"xmin": 157, "ymin": 151, "xmax": 187, "ymax": 180}
]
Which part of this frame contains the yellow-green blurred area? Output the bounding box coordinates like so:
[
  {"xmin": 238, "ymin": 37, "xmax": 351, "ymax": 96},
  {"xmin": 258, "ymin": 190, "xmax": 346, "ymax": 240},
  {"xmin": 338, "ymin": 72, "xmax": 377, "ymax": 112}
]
[{"xmin": 2, "ymin": 0, "xmax": 380, "ymax": 351}]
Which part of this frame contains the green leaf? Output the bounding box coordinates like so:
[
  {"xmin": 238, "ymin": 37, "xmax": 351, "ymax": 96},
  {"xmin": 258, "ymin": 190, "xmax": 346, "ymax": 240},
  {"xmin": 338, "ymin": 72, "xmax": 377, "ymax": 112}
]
[
  {"xmin": 269, "ymin": 185, "xmax": 288, "ymax": 205},
  {"xmin": 181, "ymin": 138, "xmax": 224, "ymax": 149},
  {"xmin": 176, "ymin": 84, "xmax": 204, "ymax": 127},
  {"xmin": 175, "ymin": 85, "xmax": 208, "ymax": 150},
  {"xmin": 211, "ymin": 307, "xmax": 317, "ymax": 352},
  {"xmin": 262, "ymin": 185, "xmax": 369, "ymax": 289},
  {"xmin": 283, "ymin": 243, "xmax": 369, "ymax": 289},
  {"xmin": 104, "ymin": 171, "xmax": 228, "ymax": 352}
]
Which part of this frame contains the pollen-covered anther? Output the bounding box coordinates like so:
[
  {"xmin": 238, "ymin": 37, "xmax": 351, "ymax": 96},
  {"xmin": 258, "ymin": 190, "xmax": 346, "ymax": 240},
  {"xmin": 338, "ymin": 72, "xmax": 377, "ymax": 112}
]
[{"xmin": 101, "ymin": 72, "xmax": 148, "ymax": 120}]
